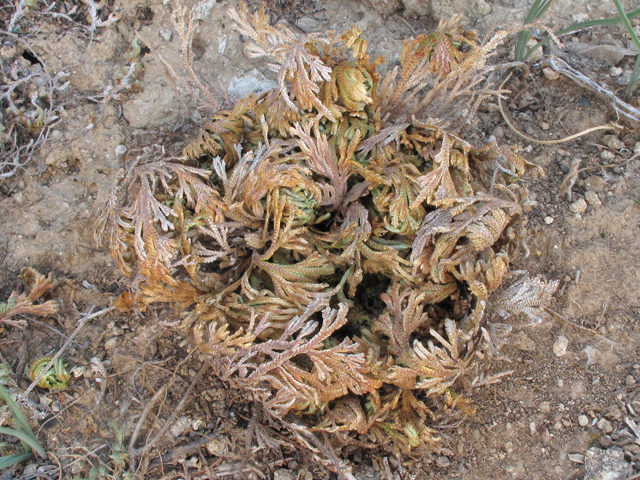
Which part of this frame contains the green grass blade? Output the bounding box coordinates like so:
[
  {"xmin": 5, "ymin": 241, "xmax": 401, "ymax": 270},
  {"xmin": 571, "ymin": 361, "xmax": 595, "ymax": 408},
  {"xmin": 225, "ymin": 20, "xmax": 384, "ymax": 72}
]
[
  {"xmin": 0, "ymin": 452, "xmax": 33, "ymax": 469},
  {"xmin": 516, "ymin": 0, "xmax": 556, "ymax": 61},
  {"xmin": 612, "ymin": 0, "xmax": 640, "ymax": 99},
  {"xmin": 0, "ymin": 384, "xmax": 46, "ymax": 459},
  {"xmin": 613, "ymin": 0, "xmax": 640, "ymax": 53},
  {"xmin": 0, "ymin": 385, "xmax": 33, "ymax": 440},
  {"xmin": 526, "ymin": 0, "xmax": 555, "ymax": 23},
  {"xmin": 626, "ymin": 53, "xmax": 640, "ymax": 98},
  {"xmin": 0, "ymin": 427, "xmax": 46, "ymax": 458},
  {"xmin": 522, "ymin": 6, "xmax": 640, "ymax": 61}
]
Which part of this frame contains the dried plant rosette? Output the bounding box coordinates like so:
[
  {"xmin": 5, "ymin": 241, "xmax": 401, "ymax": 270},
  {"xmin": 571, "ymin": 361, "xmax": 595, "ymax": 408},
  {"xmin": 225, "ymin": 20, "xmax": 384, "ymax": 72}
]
[{"xmin": 97, "ymin": 4, "xmax": 547, "ymax": 457}]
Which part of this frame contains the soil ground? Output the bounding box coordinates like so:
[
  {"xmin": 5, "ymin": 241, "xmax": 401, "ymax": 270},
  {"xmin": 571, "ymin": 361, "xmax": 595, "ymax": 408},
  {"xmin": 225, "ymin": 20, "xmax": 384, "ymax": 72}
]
[{"xmin": 0, "ymin": 1, "xmax": 639, "ymax": 479}]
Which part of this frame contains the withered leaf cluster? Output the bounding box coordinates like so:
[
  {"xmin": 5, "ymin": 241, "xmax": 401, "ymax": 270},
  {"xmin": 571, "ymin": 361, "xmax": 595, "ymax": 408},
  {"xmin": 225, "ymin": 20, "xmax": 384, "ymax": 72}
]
[{"xmin": 97, "ymin": 6, "xmax": 544, "ymax": 453}]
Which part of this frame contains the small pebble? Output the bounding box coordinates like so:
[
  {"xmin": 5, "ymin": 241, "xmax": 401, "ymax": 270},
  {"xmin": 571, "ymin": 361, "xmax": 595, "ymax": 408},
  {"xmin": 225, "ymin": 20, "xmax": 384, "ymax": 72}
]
[
  {"xmin": 603, "ymin": 135, "xmax": 625, "ymax": 150},
  {"xmin": 634, "ymin": 142, "xmax": 640, "ymax": 155},
  {"xmin": 585, "ymin": 191, "xmax": 601, "ymax": 207},
  {"xmin": 539, "ymin": 401, "xmax": 551, "ymax": 413},
  {"xmin": 436, "ymin": 456, "xmax": 451, "ymax": 468},
  {"xmin": 609, "ymin": 67, "xmax": 622, "ymax": 77},
  {"xmin": 600, "ymin": 150, "xmax": 616, "ymax": 161},
  {"xmin": 543, "ymin": 67, "xmax": 560, "ymax": 80},
  {"xmin": 579, "ymin": 96, "xmax": 591, "ymax": 107},
  {"xmin": 115, "ymin": 145, "xmax": 127, "ymax": 162},
  {"xmin": 612, "ymin": 166, "xmax": 623, "ymax": 175},
  {"xmin": 104, "ymin": 338, "xmax": 117, "ymax": 350},
  {"xmin": 206, "ymin": 438, "xmax": 229, "ymax": 457},
  {"xmin": 597, "ymin": 418, "xmax": 613, "ymax": 434},
  {"xmin": 570, "ymin": 198, "xmax": 588, "ymax": 214},
  {"xmin": 607, "ymin": 405, "xmax": 623, "ymax": 421},
  {"xmin": 626, "ymin": 375, "xmax": 637, "ymax": 386},
  {"xmin": 540, "ymin": 121, "xmax": 550, "ymax": 130},
  {"xmin": 585, "ymin": 176, "xmax": 607, "ymax": 192},
  {"xmin": 599, "ymin": 435, "xmax": 613, "ymax": 448},
  {"xmin": 579, "ymin": 415, "xmax": 589, "ymax": 427},
  {"xmin": 22, "ymin": 465, "xmax": 37, "ymax": 476},
  {"xmin": 70, "ymin": 365, "xmax": 86, "ymax": 378},
  {"xmin": 553, "ymin": 335, "xmax": 569, "ymax": 357},
  {"xmin": 568, "ymin": 453, "xmax": 585, "ymax": 464},
  {"xmin": 544, "ymin": 216, "xmax": 554, "ymax": 224},
  {"xmin": 525, "ymin": 38, "xmax": 543, "ymax": 62},
  {"xmin": 274, "ymin": 469, "xmax": 294, "ymax": 480},
  {"xmin": 530, "ymin": 421, "xmax": 537, "ymax": 435},
  {"xmin": 609, "ymin": 66, "xmax": 623, "ymax": 77},
  {"xmin": 158, "ymin": 28, "xmax": 173, "ymax": 42}
]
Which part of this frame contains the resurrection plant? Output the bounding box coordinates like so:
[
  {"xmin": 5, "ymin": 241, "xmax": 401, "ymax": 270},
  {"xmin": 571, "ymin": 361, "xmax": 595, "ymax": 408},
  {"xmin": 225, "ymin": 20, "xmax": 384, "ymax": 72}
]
[{"xmin": 97, "ymin": 5, "xmax": 552, "ymax": 458}]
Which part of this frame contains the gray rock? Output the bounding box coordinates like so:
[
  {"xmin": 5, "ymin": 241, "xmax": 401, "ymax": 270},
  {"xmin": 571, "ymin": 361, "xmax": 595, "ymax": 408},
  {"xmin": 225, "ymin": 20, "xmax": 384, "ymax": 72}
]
[
  {"xmin": 584, "ymin": 447, "xmax": 632, "ymax": 480},
  {"xmin": 600, "ymin": 150, "xmax": 616, "ymax": 161},
  {"xmin": 402, "ymin": 0, "xmax": 490, "ymax": 21},
  {"xmin": 296, "ymin": 17, "xmax": 323, "ymax": 32},
  {"xmin": 603, "ymin": 135, "xmax": 624, "ymax": 150},
  {"xmin": 568, "ymin": 453, "xmax": 585, "ymax": 464},
  {"xmin": 228, "ymin": 68, "xmax": 278, "ymax": 99},
  {"xmin": 193, "ymin": 0, "xmax": 215, "ymax": 20},
  {"xmin": 115, "ymin": 145, "xmax": 127, "ymax": 162},
  {"xmin": 362, "ymin": 0, "xmax": 402, "ymax": 18},
  {"xmin": 585, "ymin": 176, "xmax": 607, "ymax": 192},
  {"xmin": 597, "ymin": 418, "xmax": 613, "ymax": 434},
  {"xmin": 274, "ymin": 469, "xmax": 294, "ymax": 480},
  {"xmin": 158, "ymin": 28, "xmax": 173, "ymax": 42},
  {"xmin": 585, "ymin": 191, "xmax": 601, "ymax": 207},
  {"xmin": 566, "ymin": 43, "xmax": 636, "ymax": 65}
]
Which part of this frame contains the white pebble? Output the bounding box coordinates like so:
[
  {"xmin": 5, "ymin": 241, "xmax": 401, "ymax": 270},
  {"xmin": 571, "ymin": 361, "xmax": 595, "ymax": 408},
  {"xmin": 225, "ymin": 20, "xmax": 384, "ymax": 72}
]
[
  {"xmin": 609, "ymin": 66, "xmax": 623, "ymax": 77},
  {"xmin": 553, "ymin": 335, "xmax": 568, "ymax": 357},
  {"xmin": 544, "ymin": 216, "xmax": 554, "ymax": 224},
  {"xmin": 570, "ymin": 198, "xmax": 588, "ymax": 214},
  {"xmin": 578, "ymin": 415, "xmax": 589, "ymax": 427},
  {"xmin": 568, "ymin": 453, "xmax": 585, "ymax": 464},
  {"xmin": 600, "ymin": 150, "xmax": 615, "ymax": 161}
]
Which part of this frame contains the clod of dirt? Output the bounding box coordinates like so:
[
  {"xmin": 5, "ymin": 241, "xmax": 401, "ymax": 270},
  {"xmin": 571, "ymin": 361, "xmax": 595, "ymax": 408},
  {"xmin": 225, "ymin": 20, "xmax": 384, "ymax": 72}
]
[{"xmin": 584, "ymin": 447, "xmax": 632, "ymax": 480}]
